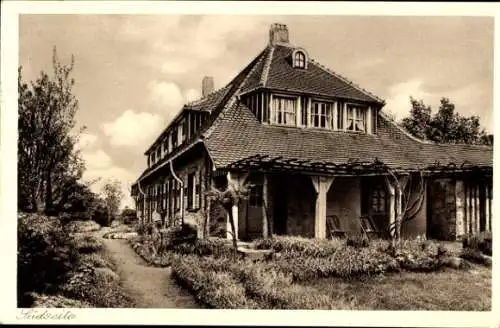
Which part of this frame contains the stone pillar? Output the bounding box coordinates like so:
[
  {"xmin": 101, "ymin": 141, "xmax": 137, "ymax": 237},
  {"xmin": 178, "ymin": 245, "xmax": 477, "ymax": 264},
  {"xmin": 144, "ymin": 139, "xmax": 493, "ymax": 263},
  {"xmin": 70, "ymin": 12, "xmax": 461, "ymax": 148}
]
[
  {"xmin": 485, "ymin": 184, "xmax": 490, "ymax": 232},
  {"xmin": 387, "ymin": 184, "xmax": 396, "ymax": 238},
  {"xmin": 311, "ymin": 176, "xmax": 335, "ymax": 239},
  {"xmin": 262, "ymin": 174, "xmax": 269, "ymax": 238},
  {"xmin": 470, "ymin": 185, "xmax": 476, "ymax": 235},
  {"xmin": 395, "ymin": 176, "xmax": 409, "ymax": 240},
  {"xmin": 455, "ymin": 180, "xmax": 465, "ymax": 238},
  {"xmin": 475, "ymin": 186, "xmax": 481, "ymax": 233}
]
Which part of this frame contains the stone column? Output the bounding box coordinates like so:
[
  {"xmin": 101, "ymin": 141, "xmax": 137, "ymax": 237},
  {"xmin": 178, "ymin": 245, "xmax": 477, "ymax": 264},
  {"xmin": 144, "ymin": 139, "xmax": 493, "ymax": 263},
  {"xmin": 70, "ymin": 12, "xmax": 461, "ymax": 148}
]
[
  {"xmin": 475, "ymin": 186, "xmax": 481, "ymax": 233},
  {"xmin": 262, "ymin": 173, "xmax": 269, "ymax": 238},
  {"xmin": 455, "ymin": 180, "xmax": 465, "ymax": 238},
  {"xmin": 311, "ymin": 176, "xmax": 335, "ymax": 239},
  {"xmin": 485, "ymin": 184, "xmax": 490, "ymax": 232}
]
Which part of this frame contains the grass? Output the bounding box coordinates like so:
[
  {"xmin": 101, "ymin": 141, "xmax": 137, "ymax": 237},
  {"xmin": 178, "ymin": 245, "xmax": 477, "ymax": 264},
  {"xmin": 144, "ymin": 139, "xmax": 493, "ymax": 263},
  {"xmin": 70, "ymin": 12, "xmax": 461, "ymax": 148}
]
[
  {"xmin": 167, "ymin": 236, "xmax": 491, "ymax": 310},
  {"xmin": 304, "ymin": 265, "xmax": 491, "ymax": 311}
]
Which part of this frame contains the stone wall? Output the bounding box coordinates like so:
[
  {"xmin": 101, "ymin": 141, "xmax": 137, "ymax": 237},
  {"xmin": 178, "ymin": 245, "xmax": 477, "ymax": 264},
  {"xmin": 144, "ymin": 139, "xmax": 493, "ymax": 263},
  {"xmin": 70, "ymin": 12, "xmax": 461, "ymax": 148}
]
[
  {"xmin": 427, "ymin": 178, "xmax": 457, "ymax": 241},
  {"xmin": 327, "ymin": 177, "xmax": 362, "ymax": 234},
  {"xmin": 285, "ymin": 175, "xmax": 316, "ymax": 237},
  {"xmin": 401, "ymin": 180, "xmax": 428, "ymax": 238}
]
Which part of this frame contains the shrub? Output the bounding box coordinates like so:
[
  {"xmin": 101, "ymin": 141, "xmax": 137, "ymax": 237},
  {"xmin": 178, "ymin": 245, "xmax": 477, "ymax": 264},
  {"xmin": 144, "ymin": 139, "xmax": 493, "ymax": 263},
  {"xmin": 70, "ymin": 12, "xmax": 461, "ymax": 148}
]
[
  {"xmin": 171, "ymin": 256, "xmax": 256, "ymax": 308},
  {"xmin": 71, "ymin": 235, "xmax": 104, "ymax": 254},
  {"xmin": 64, "ymin": 220, "xmax": 101, "ymax": 233},
  {"xmin": 460, "ymin": 248, "xmax": 492, "ymax": 267},
  {"xmin": 463, "ymin": 232, "xmax": 492, "ymax": 256},
  {"xmin": 346, "ymin": 233, "xmax": 370, "ymax": 248},
  {"xmin": 17, "ymin": 213, "xmax": 79, "ymax": 306},
  {"xmin": 254, "ymin": 236, "xmax": 343, "ymax": 258},
  {"xmin": 80, "ymin": 253, "xmax": 114, "ymax": 269},
  {"xmin": 29, "ymin": 292, "xmax": 92, "ymax": 308}
]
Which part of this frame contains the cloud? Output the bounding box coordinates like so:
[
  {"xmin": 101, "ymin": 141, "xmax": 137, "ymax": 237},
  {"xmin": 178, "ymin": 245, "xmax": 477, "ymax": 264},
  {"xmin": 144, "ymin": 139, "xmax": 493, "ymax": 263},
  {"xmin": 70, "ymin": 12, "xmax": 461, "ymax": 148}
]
[
  {"xmin": 185, "ymin": 88, "xmax": 200, "ymax": 102},
  {"xmin": 75, "ymin": 132, "xmax": 98, "ymax": 151},
  {"xmin": 82, "ymin": 149, "xmax": 113, "ymax": 170},
  {"xmin": 384, "ymin": 79, "xmax": 439, "ymax": 121},
  {"xmin": 102, "ymin": 110, "xmax": 164, "ymax": 147},
  {"xmin": 148, "ymin": 81, "xmax": 185, "ymax": 111},
  {"xmin": 80, "ymin": 149, "xmax": 137, "ymax": 210}
]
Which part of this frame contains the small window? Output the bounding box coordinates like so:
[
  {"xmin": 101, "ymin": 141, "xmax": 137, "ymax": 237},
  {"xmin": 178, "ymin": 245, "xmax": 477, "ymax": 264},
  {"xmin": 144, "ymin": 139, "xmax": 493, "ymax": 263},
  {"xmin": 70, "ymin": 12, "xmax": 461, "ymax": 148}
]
[
  {"xmin": 172, "ymin": 127, "xmax": 178, "ymax": 149},
  {"xmin": 347, "ymin": 104, "xmax": 367, "ymax": 132},
  {"xmin": 156, "ymin": 147, "xmax": 161, "ymax": 161},
  {"xmin": 271, "ymin": 95, "xmax": 297, "ymax": 126},
  {"xmin": 371, "ymin": 185, "xmax": 386, "ymax": 214},
  {"xmin": 249, "ymin": 185, "xmax": 263, "ymax": 207},
  {"xmin": 294, "ymin": 51, "xmax": 306, "ymax": 68},
  {"xmin": 311, "ymin": 101, "xmax": 334, "ymax": 129}
]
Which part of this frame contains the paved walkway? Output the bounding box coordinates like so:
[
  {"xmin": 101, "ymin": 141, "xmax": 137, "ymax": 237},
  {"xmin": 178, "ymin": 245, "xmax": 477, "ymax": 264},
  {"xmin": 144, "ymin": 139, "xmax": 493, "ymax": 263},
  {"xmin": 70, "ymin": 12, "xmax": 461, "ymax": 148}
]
[{"xmin": 102, "ymin": 238, "xmax": 200, "ymax": 308}]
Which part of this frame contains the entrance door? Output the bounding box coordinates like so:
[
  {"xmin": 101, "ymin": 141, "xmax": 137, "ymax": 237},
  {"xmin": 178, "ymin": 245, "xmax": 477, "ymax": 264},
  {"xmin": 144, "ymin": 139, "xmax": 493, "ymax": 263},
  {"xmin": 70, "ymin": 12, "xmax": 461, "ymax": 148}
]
[
  {"xmin": 273, "ymin": 177, "xmax": 288, "ymax": 235},
  {"xmin": 246, "ymin": 184, "xmax": 263, "ymax": 239}
]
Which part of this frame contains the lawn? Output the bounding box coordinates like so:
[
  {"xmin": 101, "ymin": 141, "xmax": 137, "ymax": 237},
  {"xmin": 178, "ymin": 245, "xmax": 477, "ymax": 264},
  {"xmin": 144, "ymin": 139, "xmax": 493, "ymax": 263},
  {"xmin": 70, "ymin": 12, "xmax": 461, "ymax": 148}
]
[{"xmin": 303, "ymin": 265, "xmax": 491, "ymax": 311}]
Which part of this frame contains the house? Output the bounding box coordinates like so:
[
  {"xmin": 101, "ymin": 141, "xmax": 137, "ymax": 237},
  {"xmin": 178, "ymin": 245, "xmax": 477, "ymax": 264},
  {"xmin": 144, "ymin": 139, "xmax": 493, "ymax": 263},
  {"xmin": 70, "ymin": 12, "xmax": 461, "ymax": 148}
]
[{"xmin": 131, "ymin": 23, "xmax": 493, "ymax": 242}]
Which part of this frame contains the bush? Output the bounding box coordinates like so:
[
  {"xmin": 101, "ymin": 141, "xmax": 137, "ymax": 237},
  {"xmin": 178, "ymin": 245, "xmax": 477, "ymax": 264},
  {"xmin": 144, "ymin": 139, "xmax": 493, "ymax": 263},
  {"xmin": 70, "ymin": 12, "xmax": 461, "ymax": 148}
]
[
  {"xmin": 17, "ymin": 213, "xmax": 79, "ymax": 306},
  {"xmin": 29, "ymin": 292, "xmax": 92, "ymax": 308},
  {"xmin": 346, "ymin": 233, "xmax": 370, "ymax": 248},
  {"xmin": 254, "ymin": 236, "xmax": 343, "ymax": 258},
  {"xmin": 64, "ymin": 220, "xmax": 101, "ymax": 233},
  {"xmin": 71, "ymin": 235, "xmax": 104, "ymax": 254},
  {"xmin": 80, "ymin": 253, "xmax": 114, "ymax": 269},
  {"xmin": 172, "ymin": 256, "xmax": 256, "ymax": 308},
  {"xmin": 460, "ymin": 248, "xmax": 492, "ymax": 267},
  {"xmin": 462, "ymin": 232, "xmax": 492, "ymax": 256}
]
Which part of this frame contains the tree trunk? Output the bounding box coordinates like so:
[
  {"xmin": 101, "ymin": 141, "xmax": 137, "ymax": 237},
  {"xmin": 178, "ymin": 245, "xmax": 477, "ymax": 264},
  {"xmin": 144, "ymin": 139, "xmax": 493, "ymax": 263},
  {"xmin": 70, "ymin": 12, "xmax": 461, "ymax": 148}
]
[
  {"xmin": 204, "ymin": 198, "xmax": 211, "ymax": 239},
  {"xmin": 227, "ymin": 208, "xmax": 238, "ymax": 257},
  {"xmin": 44, "ymin": 169, "xmax": 53, "ymax": 214}
]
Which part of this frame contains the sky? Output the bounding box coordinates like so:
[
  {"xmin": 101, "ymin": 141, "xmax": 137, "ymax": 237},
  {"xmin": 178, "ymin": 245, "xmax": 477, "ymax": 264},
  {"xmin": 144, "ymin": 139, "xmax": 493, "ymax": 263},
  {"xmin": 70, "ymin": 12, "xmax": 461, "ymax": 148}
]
[{"xmin": 18, "ymin": 15, "xmax": 494, "ymax": 209}]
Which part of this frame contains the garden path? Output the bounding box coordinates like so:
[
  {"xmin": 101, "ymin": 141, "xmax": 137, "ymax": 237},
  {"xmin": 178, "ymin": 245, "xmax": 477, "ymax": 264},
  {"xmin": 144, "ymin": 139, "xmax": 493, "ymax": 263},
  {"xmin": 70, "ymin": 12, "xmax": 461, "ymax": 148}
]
[{"xmin": 102, "ymin": 238, "xmax": 200, "ymax": 308}]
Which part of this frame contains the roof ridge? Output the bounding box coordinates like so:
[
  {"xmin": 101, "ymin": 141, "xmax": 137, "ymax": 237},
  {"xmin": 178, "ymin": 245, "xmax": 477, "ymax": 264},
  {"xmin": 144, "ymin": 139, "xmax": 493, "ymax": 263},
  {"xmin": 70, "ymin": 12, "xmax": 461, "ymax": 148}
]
[
  {"xmin": 379, "ymin": 112, "xmax": 431, "ymax": 145},
  {"xmin": 310, "ymin": 58, "xmax": 385, "ymax": 104},
  {"xmin": 185, "ymin": 84, "xmax": 231, "ymax": 107},
  {"xmin": 259, "ymin": 46, "xmax": 275, "ymax": 87},
  {"xmin": 202, "ymin": 49, "xmax": 268, "ymax": 140}
]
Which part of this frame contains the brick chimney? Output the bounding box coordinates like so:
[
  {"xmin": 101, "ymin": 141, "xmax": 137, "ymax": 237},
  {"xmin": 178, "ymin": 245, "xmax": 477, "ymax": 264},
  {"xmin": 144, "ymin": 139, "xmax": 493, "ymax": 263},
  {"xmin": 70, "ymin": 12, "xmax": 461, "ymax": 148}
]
[
  {"xmin": 202, "ymin": 76, "xmax": 214, "ymax": 97},
  {"xmin": 269, "ymin": 23, "xmax": 289, "ymax": 45}
]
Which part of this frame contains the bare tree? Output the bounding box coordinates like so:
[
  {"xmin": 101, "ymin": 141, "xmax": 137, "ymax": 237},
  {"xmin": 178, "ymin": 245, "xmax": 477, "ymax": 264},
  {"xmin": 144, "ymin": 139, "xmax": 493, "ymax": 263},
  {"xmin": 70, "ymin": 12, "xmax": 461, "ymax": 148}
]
[
  {"xmin": 206, "ymin": 175, "xmax": 251, "ymax": 255},
  {"xmin": 384, "ymin": 171, "xmax": 426, "ymax": 246}
]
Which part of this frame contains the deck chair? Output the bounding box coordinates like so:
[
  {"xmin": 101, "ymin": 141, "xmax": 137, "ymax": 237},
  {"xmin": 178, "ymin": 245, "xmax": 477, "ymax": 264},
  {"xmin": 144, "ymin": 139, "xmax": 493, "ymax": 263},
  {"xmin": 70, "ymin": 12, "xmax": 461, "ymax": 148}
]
[
  {"xmin": 327, "ymin": 215, "xmax": 346, "ymax": 238},
  {"xmin": 360, "ymin": 215, "xmax": 384, "ymax": 238}
]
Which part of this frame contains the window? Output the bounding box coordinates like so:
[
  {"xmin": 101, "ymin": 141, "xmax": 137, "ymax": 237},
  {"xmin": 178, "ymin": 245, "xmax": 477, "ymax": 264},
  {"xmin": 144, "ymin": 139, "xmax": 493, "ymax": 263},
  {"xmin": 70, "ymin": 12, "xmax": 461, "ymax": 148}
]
[
  {"xmin": 249, "ymin": 185, "xmax": 263, "ymax": 207},
  {"xmin": 163, "ymin": 139, "xmax": 168, "ymax": 154},
  {"xmin": 371, "ymin": 185, "xmax": 386, "ymax": 214},
  {"xmin": 151, "ymin": 152, "xmax": 156, "ymax": 164},
  {"xmin": 172, "ymin": 126, "xmax": 178, "ymax": 149},
  {"xmin": 347, "ymin": 105, "xmax": 367, "ymax": 132},
  {"xmin": 271, "ymin": 96, "xmax": 297, "ymax": 125},
  {"xmin": 311, "ymin": 101, "xmax": 334, "ymax": 129},
  {"xmin": 293, "ymin": 51, "xmax": 306, "ymax": 68},
  {"xmin": 156, "ymin": 147, "xmax": 161, "ymax": 161}
]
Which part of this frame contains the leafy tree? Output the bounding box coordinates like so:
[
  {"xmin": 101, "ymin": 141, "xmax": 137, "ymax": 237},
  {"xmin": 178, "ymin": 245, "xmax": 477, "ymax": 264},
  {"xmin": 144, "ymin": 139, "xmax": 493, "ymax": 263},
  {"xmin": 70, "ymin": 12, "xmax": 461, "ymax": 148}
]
[
  {"xmin": 400, "ymin": 97, "xmax": 493, "ymax": 146},
  {"xmin": 18, "ymin": 47, "xmax": 84, "ymax": 213},
  {"xmin": 101, "ymin": 179, "xmax": 124, "ymax": 226},
  {"xmin": 400, "ymin": 97, "xmax": 432, "ymax": 140}
]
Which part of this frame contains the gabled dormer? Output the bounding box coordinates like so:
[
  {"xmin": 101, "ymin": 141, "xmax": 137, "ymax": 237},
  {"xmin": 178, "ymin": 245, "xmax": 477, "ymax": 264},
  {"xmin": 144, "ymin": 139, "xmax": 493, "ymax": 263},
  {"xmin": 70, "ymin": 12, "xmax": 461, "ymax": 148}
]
[{"xmin": 239, "ymin": 23, "xmax": 384, "ymax": 135}]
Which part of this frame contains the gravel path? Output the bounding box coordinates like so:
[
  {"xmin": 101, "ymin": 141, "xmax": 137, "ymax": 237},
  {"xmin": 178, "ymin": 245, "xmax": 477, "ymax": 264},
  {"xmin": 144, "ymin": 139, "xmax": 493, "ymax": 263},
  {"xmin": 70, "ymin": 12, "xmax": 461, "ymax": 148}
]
[{"xmin": 102, "ymin": 238, "xmax": 200, "ymax": 308}]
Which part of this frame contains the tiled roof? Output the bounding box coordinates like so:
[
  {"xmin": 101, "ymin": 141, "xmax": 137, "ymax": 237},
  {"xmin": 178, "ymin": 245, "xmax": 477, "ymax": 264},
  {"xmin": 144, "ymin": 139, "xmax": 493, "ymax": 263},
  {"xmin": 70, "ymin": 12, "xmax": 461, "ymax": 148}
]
[
  {"xmin": 203, "ymin": 101, "xmax": 492, "ymax": 171},
  {"xmin": 184, "ymin": 84, "xmax": 232, "ymax": 112},
  {"xmin": 136, "ymin": 42, "xmax": 492, "ymax": 183},
  {"xmin": 241, "ymin": 45, "xmax": 384, "ymax": 104}
]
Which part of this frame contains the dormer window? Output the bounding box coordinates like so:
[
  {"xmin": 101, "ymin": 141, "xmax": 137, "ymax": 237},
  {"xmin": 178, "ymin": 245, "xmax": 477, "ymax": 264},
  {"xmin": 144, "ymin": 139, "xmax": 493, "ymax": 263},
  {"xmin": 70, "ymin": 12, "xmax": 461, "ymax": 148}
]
[
  {"xmin": 292, "ymin": 49, "xmax": 308, "ymax": 69},
  {"xmin": 271, "ymin": 95, "xmax": 297, "ymax": 126},
  {"xmin": 311, "ymin": 101, "xmax": 334, "ymax": 129},
  {"xmin": 347, "ymin": 104, "xmax": 367, "ymax": 132}
]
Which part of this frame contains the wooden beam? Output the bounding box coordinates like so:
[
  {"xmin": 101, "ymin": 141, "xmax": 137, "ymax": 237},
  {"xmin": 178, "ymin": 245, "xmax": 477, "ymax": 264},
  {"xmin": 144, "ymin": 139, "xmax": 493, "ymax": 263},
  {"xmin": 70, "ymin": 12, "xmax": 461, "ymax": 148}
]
[{"xmin": 311, "ymin": 176, "xmax": 335, "ymax": 239}]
